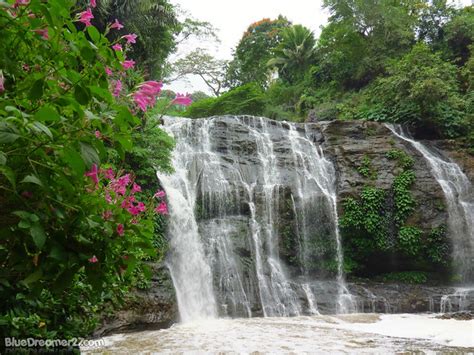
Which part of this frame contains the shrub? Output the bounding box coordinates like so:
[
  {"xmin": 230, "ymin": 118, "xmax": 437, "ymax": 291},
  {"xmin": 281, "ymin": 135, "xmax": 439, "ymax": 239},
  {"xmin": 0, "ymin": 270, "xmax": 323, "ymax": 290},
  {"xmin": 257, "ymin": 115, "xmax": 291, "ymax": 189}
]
[
  {"xmin": 382, "ymin": 271, "xmax": 428, "ymax": 284},
  {"xmin": 185, "ymin": 83, "xmax": 265, "ymax": 118},
  {"xmin": 0, "ymin": 0, "xmax": 182, "ymax": 338}
]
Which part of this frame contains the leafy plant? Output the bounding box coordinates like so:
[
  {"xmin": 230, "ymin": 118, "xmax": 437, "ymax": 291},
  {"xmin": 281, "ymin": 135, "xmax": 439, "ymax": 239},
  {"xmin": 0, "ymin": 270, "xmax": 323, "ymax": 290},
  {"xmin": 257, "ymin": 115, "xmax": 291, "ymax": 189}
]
[
  {"xmin": 382, "ymin": 271, "xmax": 428, "ymax": 284},
  {"xmin": 0, "ymin": 0, "xmax": 187, "ymax": 338}
]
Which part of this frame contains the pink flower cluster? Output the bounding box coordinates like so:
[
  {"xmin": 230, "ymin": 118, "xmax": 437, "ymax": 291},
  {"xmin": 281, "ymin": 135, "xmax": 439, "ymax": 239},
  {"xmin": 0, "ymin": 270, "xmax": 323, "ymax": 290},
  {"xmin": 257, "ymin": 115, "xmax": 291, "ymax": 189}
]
[
  {"xmin": 78, "ymin": 8, "xmax": 94, "ymax": 27},
  {"xmin": 132, "ymin": 81, "xmax": 163, "ymax": 112},
  {"xmin": 83, "ymin": 165, "xmax": 169, "ymax": 241},
  {"xmin": 172, "ymin": 93, "xmax": 192, "ymax": 106},
  {"xmin": 13, "ymin": 0, "xmax": 29, "ymax": 8}
]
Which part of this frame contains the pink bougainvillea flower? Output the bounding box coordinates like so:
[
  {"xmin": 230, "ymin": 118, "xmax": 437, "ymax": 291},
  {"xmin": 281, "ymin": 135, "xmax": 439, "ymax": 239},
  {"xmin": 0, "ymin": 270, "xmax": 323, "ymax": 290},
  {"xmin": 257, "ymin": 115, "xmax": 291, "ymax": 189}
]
[
  {"xmin": 155, "ymin": 202, "xmax": 168, "ymax": 215},
  {"xmin": 139, "ymin": 81, "xmax": 163, "ymax": 94},
  {"xmin": 132, "ymin": 81, "xmax": 163, "ymax": 112},
  {"xmin": 105, "ymin": 190, "xmax": 112, "ymax": 203},
  {"xmin": 33, "ymin": 28, "xmax": 49, "ymax": 40},
  {"xmin": 102, "ymin": 210, "xmax": 113, "ymax": 220},
  {"xmin": 110, "ymin": 19, "xmax": 124, "ymax": 30},
  {"xmin": 122, "ymin": 33, "xmax": 137, "ymax": 44},
  {"xmin": 112, "ymin": 79, "xmax": 122, "ymax": 97},
  {"xmin": 84, "ymin": 164, "xmax": 99, "ymax": 185},
  {"xmin": 121, "ymin": 60, "xmax": 135, "ymax": 70},
  {"xmin": 105, "ymin": 66, "xmax": 113, "ymax": 76},
  {"xmin": 95, "ymin": 130, "xmax": 102, "ymax": 139},
  {"xmin": 111, "ymin": 173, "xmax": 131, "ymax": 195},
  {"xmin": 112, "ymin": 43, "xmax": 122, "ymax": 51},
  {"xmin": 78, "ymin": 8, "xmax": 94, "ymax": 27},
  {"xmin": 172, "ymin": 93, "xmax": 193, "ymax": 106},
  {"xmin": 114, "ymin": 184, "xmax": 126, "ymax": 196},
  {"xmin": 131, "ymin": 183, "xmax": 141, "ymax": 193},
  {"xmin": 0, "ymin": 72, "xmax": 4, "ymax": 93},
  {"xmin": 130, "ymin": 218, "xmax": 138, "ymax": 225},
  {"xmin": 121, "ymin": 197, "xmax": 133, "ymax": 209},
  {"xmin": 103, "ymin": 167, "xmax": 115, "ymax": 180},
  {"xmin": 118, "ymin": 174, "xmax": 131, "ymax": 186},
  {"xmin": 127, "ymin": 205, "xmax": 140, "ymax": 215},
  {"xmin": 13, "ymin": 0, "xmax": 30, "ymax": 8},
  {"xmin": 117, "ymin": 223, "xmax": 124, "ymax": 236},
  {"xmin": 88, "ymin": 255, "xmax": 98, "ymax": 263},
  {"xmin": 137, "ymin": 202, "xmax": 146, "ymax": 213},
  {"xmin": 154, "ymin": 190, "xmax": 166, "ymax": 199},
  {"xmin": 22, "ymin": 64, "xmax": 30, "ymax": 72},
  {"xmin": 90, "ymin": 0, "xmax": 96, "ymax": 8}
]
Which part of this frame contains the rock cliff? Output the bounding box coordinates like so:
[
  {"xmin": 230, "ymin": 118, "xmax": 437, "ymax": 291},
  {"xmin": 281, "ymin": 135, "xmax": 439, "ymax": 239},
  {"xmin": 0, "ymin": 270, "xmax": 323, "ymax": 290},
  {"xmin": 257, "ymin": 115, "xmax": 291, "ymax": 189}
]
[{"xmin": 97, "ymin": 116, "xmax": 474, "ymax": 333}]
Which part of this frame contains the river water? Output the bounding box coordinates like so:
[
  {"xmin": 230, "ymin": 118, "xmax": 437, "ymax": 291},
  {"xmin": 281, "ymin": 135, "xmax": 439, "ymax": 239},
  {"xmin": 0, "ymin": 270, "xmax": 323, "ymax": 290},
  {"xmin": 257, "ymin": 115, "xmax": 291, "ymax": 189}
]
[{"xmin": 84, "ymin": 313, "xmax": 473, "ymax": 353}]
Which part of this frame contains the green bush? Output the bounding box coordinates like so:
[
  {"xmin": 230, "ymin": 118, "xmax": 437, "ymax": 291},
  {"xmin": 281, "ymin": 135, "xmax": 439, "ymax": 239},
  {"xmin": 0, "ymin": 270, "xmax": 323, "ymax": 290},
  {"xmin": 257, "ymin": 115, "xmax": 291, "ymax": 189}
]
[
  {"xmin": 382, "ymin": 271, "xmax": 428, "ymax": 284},
  {"xmin": 185, "ymin": 83, "xmax": 266, "ymax": 118},
  {"xmin": 0, "ymin": 0, "xmax": 175, "ymax": 338}
]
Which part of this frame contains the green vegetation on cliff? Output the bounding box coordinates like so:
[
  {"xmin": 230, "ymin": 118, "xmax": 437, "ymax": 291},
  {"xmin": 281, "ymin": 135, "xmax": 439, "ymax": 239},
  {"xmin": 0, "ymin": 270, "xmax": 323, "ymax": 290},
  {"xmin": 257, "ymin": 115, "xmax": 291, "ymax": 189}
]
[{"xmin": 184, "ymin": 1, "xmax": 474, "ymax": 147}]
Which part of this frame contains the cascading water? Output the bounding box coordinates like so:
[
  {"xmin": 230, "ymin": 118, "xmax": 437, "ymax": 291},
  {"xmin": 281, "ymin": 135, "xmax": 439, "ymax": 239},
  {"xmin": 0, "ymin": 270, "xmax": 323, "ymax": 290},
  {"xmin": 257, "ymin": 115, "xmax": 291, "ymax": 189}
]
[
  {"xmin": 157, "ymin": 120, "xmax": 218, "ymax": 322},
  {"xmin": 386, "ymin": 124, "xmax": 474, "ymax": 284},
  {"xmin": 158, "ymin": 115, "xmax": 356, "ymax": 320}
]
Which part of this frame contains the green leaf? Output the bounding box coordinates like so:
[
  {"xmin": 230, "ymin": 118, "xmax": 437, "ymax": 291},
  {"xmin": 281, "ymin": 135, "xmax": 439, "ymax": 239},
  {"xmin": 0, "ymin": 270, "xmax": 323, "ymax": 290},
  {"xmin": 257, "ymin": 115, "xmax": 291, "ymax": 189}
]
[
  {"xmin": 19, "ymin": 220, "xmax": 31, "ymax": 229},
  {"xmin": 0, "ymin": 131, "xmax": 20, "ymax": 144},
  {"xmin": 31, "ymin": 122, "xmax": 53, "ymax": 139},
  {"xmin": 0, "ymin": 166, "xmax": 16, "ymax": 189},
  {"xmin": 34, "ymin": 106, "xmax": 61, "ymax": 122},
  {"xmin": 29, "ymin": 79, "xmax": 44, "ymax": 100},
  {"xmin": 0, "ymin": 152, "xmax": 6, "ymax": 165},
  {"xmin": 80, "ymin": 142, "xmax": 100, "ymax": 166},
  {"xmin": 117, "ymin": 135, "xmax": 133, "ymax": 150},
  {"xmin": 63, "ymin": 147, "xmax": 85, "ymax": 176},
  {"xmin": 88, "ymin": 85, "xmax": 112, "ymax": 103},
  {"xmin": 74, "ymin": 85, "xmax": 91, "ymax": 105},
  {"xmin": 22, "ymin": 269, "xmax": 43, "ymax": 285},
  {"xmin": 30, "ymin": 224, "xmax": 47, "ymax": 249},
  {"xmin": 49, "ymin": 245, "xmax": 67, "ymax": 261},
  {"xmin": 21, "ymin": 175, "xmax": 43, "ymax": 187},
  {"xmin": 116, "ymin": 106, "xmax": 140, "ymax": 129},
  {"xmin": 87, "ymin": 26, "xmax": 100, "ymax": 43}
]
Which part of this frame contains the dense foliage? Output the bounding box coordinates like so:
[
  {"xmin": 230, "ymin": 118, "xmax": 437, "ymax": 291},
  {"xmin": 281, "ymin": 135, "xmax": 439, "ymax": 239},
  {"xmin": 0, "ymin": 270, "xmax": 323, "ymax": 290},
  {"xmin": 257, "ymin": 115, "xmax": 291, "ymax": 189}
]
[
  {"xmin": 0, "ymin": 0, "xmax": 186, "ymax": 339},
  {"xmin": 185, "ymin": 83, "xmax": 265, "ymax": 118},
  {"xmin": 339, "ymin": 149, "xmax": 451, "ymax": 280},
  {"xmin": 185, "ymin": 2, "xmax": 473, "ymax": 146}
]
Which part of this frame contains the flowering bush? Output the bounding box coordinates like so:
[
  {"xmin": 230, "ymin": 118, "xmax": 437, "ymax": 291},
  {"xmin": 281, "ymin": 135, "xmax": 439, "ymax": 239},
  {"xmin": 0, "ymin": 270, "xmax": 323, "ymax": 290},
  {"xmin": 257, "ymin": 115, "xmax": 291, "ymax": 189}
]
[{"xmin": 0, "ymin": 0, "xmax": 185, "ymax": 338}]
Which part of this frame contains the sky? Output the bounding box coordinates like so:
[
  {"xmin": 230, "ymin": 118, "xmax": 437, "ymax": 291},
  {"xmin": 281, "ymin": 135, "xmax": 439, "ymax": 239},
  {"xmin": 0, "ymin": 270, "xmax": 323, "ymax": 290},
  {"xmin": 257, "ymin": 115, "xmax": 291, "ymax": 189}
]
[{"xmin": 168, "ymin": 0, "xmax": 472, "ymax": 94}]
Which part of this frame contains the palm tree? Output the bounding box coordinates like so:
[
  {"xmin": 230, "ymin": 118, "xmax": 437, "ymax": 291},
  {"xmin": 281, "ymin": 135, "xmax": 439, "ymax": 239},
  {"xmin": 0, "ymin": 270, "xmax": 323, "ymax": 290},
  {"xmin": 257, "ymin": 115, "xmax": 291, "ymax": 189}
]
[{"xmin": 267, "ymin": 25, "xmax": 316, "ymax": 84}]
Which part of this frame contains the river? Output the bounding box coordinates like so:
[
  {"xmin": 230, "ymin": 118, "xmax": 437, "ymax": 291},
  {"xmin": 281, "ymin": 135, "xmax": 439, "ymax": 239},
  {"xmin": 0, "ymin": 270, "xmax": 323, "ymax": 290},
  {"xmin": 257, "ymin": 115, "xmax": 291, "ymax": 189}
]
[{"xmin": 84, "ymin": 313, "xmax": 473, "ymax": 353}]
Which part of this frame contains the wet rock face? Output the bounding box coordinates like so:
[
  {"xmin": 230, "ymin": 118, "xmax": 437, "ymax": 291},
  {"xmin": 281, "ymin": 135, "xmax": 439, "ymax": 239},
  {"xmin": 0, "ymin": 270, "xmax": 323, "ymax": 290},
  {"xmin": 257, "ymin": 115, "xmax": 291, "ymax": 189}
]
[
  {"xmin": 98, "ymin": 116, "xmax": 473, "ymax": 331},
  {"xmin": 318, "ymin": 120, "xmax": 448, "ymax": 231},
  {"xmin": 310, "ymin": 282, "xmax": 474, "ymax": 314},
  {"xmin": 94, "ymin": 264, "xmax": 178, "ymax": 337}
]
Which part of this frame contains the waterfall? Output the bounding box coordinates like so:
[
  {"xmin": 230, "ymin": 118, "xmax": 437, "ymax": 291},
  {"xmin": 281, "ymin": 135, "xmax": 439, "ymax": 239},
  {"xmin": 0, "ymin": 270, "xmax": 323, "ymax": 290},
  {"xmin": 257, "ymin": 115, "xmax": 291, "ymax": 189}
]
[
  {"xmin": 159, "ymin": 116, "xmax": 356, "ymax": 320},
  {"xmin": 157, "ymin": 119, "xmax": 218, "ymax": 322},
  {"xmin": 386, "ymin": 124, "xmax": 474, "ymax": 284}
]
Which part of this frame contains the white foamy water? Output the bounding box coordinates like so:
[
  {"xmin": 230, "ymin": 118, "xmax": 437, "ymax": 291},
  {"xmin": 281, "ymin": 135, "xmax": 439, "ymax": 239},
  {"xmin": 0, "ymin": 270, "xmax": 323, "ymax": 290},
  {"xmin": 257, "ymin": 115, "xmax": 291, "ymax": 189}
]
[{"xmin": 84, "ymin": 314, "xmax": 474, "ymax": 353}]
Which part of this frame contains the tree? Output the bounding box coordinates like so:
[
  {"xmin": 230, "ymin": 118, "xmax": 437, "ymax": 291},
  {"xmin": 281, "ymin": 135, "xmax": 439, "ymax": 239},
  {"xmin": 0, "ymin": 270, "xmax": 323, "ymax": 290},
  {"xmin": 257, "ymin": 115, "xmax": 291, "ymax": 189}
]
[
  {"xmin": 268, "ymin": 25, "xmax": 316, "ymax": 84},
  {"xmin": 169, "ymin": 49, "xmax": 228, "ymax": 96},
  {"xmin": 317, "ymin": 0, "xmax": 420, "ymax": 89},
  {"xmin": 77, "ymin": 0, "xmax": 180, "ymax": 78},
  {"xmin": 369, "ymin": 43, "xmax": 464, "ymax": 138},
  {"xmin": 226, "ymin": 16, "xmax": 291, "ymax": 88},
  {"xmin": 417, "ymin": 0, "xmax": 454, "ymax": 49},
  {"xmin": 443, "ymin": 6, "xmax": 474, "ymax": 66}
]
